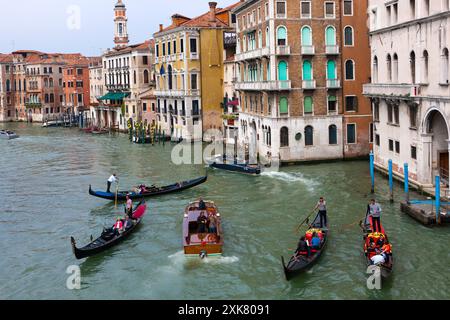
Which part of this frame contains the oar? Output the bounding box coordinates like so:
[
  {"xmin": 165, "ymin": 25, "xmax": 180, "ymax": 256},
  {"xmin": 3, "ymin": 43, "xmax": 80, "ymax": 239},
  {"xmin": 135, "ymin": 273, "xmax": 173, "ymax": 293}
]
[
  {"xmin": 115, "ymin": 182, "xmax": 119, "ymax": 209},
  {"xmin": 294, "ymin": 208, "xmax": 317, "ymax": 233}
]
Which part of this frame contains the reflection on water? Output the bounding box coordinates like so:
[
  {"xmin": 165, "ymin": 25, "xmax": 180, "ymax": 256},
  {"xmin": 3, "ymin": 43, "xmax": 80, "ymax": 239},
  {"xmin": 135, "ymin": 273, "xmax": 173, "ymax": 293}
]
[{"xmin": 0, "ymin": 123, "xmax": 449, "ymax": 300}]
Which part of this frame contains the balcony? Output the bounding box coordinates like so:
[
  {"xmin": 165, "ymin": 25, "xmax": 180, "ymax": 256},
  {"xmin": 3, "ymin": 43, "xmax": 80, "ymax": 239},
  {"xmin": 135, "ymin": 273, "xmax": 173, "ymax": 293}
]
[
  {"xmin": 234, "ymin": 80, "xmax": 291, "ymax": 91},
  {"xmin": 190, "ymin": 53, "xmax": 199, "ymax": 60},
  {"xmin": 326, "ymin": 79, "xmax": 341, "ymax": 89},
  {"xmin": 302, "ymin": 80, "xmax": 316, "ymax": 90},
  {"xmin": 301, "ymin": 45, "xmax": 315, "ymax": 55},
  {"xmin": 235, "ymin": 47, "xmax": 270, "ymax": 61},
  {"xmin": 178, "ymin": 53, "xmax": 185, "ymax": 60},
  {"xmin": 363, "ymin": 83, "xmax": 421, "ymax": 98},
  {"xmin": 154, "ymin": 90, "xmax": 185, "ymax": 97},
  {"xmin": 25, "ymin": 102, "xmax": 42, "ymax": 108},
  {"xmin": 325, "ymin": 45, "xmax": 340, "ymax": 55},
  {"xmin": 276, "ymin": 45, "xmax": 291, "ymax": 56}
]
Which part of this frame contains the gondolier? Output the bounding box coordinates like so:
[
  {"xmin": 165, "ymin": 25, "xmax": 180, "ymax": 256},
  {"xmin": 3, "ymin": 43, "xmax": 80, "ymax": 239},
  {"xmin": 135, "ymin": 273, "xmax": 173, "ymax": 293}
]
[
  {"xmin": 369, "ymin": 199, "xmax": 382, "ymax": 233},
  {"xmin": 314, "ymin": 197, "xmax": 327, "ymax": 228},
  {"xmin": 107, "ymin": 174, "xmax": 119, "ymax": 193}
]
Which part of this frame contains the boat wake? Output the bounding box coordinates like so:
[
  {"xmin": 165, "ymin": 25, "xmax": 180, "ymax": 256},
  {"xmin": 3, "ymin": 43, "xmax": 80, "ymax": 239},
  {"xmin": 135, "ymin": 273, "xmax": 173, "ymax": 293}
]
[
  {"xmin": 167, "ymin": 251, "xmax": 239, "ymax": 266},
  {"xmin": 261, "ymin": 171, "xmax": 318, "ymax": 190},
  {"xmin": 203, "ymin": 256, "xmax": 239, "ymax": 265}
]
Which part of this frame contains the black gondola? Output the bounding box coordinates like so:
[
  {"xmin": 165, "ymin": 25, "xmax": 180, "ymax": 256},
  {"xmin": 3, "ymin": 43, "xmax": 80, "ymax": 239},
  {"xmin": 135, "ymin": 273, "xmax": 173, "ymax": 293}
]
[
  {"xmin": 71, "ymin": 201, "xmax": 147, "ymax": 259},
  {"xmin": 361, "ymin": 208, "xmax": 393, "ymax": 279},
  {"xmin": 281, "ymin": 212, "xmax": 329, "ymax": 281},
  {"xmin": 89, "ymin": 176, "xmax": 207, "ymax": 201}
]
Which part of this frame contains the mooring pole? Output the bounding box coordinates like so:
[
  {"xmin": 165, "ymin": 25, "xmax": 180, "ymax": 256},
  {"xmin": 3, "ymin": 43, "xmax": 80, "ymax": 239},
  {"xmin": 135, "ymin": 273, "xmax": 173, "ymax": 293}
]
[
  {"xmin": 389, "ymin": 159, "xmax": 394, "ymax": 203},
  {"xmin": 370, "ymin": 151, "xmax": 375, "ymax": 193},
  {"xmin": 404, "ymin": 163, "xmax": 409, "ymax": 203},
  {"xmin": 436, "ymin": 176, "xmax": 441, "ymax": 225}
]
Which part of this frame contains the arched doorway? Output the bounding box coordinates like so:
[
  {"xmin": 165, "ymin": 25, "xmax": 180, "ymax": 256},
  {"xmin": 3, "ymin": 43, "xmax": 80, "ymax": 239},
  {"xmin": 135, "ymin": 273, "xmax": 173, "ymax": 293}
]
[{"xmin": 424, "ymin": 109, "xmax": 450, "ymax": 184}]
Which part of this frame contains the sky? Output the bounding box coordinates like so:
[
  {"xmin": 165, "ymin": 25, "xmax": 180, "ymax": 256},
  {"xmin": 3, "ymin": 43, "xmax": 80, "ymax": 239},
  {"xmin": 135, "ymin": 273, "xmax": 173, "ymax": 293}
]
[{"xmin": 1, "ymin": 0, "xmax": 239, "ymax": 57}]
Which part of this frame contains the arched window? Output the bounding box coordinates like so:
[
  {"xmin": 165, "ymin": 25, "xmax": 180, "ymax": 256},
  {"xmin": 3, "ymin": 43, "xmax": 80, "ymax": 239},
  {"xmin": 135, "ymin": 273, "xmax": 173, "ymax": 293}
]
[
  {"xmin": 133, "ymin": 70, "xmax": 137, "ymax": 84},
  {"xmin": 327, "ymin": 60, "xmax": 337, "ymax": 80},
  {"xmin": 278, "ymin": 61, "xmax": 288, "ymax": 81},
  {"xmin": 329, "ymin": 125, "xmax": 337, "ymax": 145},
  {"xmin": 423, "ymin": 50, "xmax": 429, "ymax": 83},
  {"xmin": 387, "ymin": 54, "xmax": 392, "ymax": 82},
  {"xmin": 345, "ymin": 60, "xmax": 354, "ymax": 80},
  {"xmin": 325, "ymin": 26, "xmax": 336, "ymax": 46},
  {"xmin": 302, "ymin": 60, "xmax": 312, "ymax": 80},
  {"xmin": 268, "ymin": 127, "xmax": 272, "ymax": 146},
  {"xmin": 243, "ymin": 35, "xmax": 247, "ymax": 51},
  {"xmin": 344, "ymin": 26, "xmax": 353, "ymax": 46},
  {"xmin": 442, "ymin": 48, "xmax": 449, "ymax": 84},
  {"xmin": 144, "ymin": 70, "xmax": 149, "ymax": 84},
  {"xmin": 258, "ymin": 30, "xmax": 263, "ymax": 48},
  {"xmin": 6, "ymin": 79, "xmax": 10, "ymax": 92},
  {"xmin": 304, "ymin": 96, "xmax": 313, "ymax": 114},
  {"xmin": 301, "ymin": 26, "xmax": 312, "ymax": 46},
  {"xmin": 410, "ymin": 51, "xmax": 416, "ymax": 84},
  {"xmin": 393, "ymin": 53, "xmax": 399, "ymax": 83},
  {"xmin": 277, "ymin": 26, "xmax": 287, "ymax": 46},
  {"xmin": 373, "ymin": 56, "xmax": 378, "ymax": 83},
  {"xmin": 265, "ymin": 27, "xmax": 270, "ymax": 47},
  {"xmin": 280, "ymin": 127, "xmax": 289, "ymax": 147},
  {"xmin": 168, "ymin": 66, "xmax": 173, "ymax": 89},
  {"xmin": 305, "ymin": 126, "xmax": 314, "ymax": 146},
  {"xmin": 279, "ymin": 97, "xmax": 288, "ymax": 115}
]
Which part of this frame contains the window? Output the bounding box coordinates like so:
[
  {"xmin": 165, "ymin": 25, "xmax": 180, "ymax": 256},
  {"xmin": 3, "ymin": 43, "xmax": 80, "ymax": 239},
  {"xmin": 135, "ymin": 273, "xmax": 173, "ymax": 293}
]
[
  {"xmin": 345, "ymin": 96, "xmax": 357, "ymax": 111},
  {"xmin": 180, "ymin": 39, "xmax": 184, "ymax": 53},
  {"xmin": 411, "ymin": 146, "xmax": 417, "ymax": 160},
  {"xmin": 301, "ymin": 1, "xmax": 311, "ymax": 18},
  {"xmin": 325, "ymin": 2, "xmax": 335, "ymax": 18},
  {"xmin": 373, "ymin": 99, "xmax": 380, "ymax": 121},
  {"xmin": 394, "ymin": 104, "xmax": 399, "ymax": 124},
  {"xmin": 305, "ymin": 126, "xmax": 314, "ymax": 146},
  {"xmin": 301, "ymin": 26, "xmax": 312, "ymax": 46},
  {"xmin": 375, "ymin": 134, "xmax": 380, "ymax": 146},
  {"xmin": 325, "ymin": 26, "xmax": 336, "ymax": 46},
  {"xmin": 395, "ymin": 141, "xmax": 400, "ymax": 154},
  {"xmin": 387, "ymin": 54, "xmax": 392, "ymax": 82},
  {"xmin": 278, "ymin": 61, "xmax": 288, "ymax": 81},
  {"xmin": 156, "ymin": 44, "xmax": 159, "ymax": 57},
  {"xmin": 369, "ymin": 123, "xmax": 374, "ymax": 143},
  {"xmin": 345, "ymin": 60, "xmax": 355, "ymax": 80},
  {"xmin": 277, "ymin": 26, "xmax": 287, "ymax": 46},
  {"xmin": 409, "ymin": 104, "xmax": 418, "ymax": 128},
  {"xmin": 423, "ymin": 50, "xmax": 429, "ymax": 83},
  {"xmin": 423, "ymin": 0, "xmax": 430, "ymax": 16},
  {"xmin": 191, "ymin": 74, "xmax": 198, "ymax": 90},
  {"xmin": 410, "ymin": 51, "xmax": 416, "ymax": 84},
  {"xmin": 162, "ymin": 43, "xmax": 166, "ymax": 56},
  {"xmin": 393, "ymin": 54, "xmax": 399, "ymax": 83},
  {"xmin": 192, "ymin": 100, "xmax": 200, "ymax": 116},
  {"xmin": 279, "ymin": 97, "xmax": 288, "ymax": 114},
  {"xmin": 280, "ymin": 127, "xmax": 289, "ymax": 147},
  {"xmin": 343, "ymin": 0, "xmax": 353, "ymax": 15},
  {"xmin": 143, "ymin": 56, "xmax": 148, "ymax": 65},
  {"xmin": 329, "ymin": 125, "xmax": 337, "ymax": 145},
  {"xmin": 328, "ymin": 96, "xmax": 337, "ymax": 113},
  {"xmin": 276, "ymin": 1, "xmax": 286, "ymax": 17},
  {"xmin": 410, "ymin": 0, "xmax": 416, "ymax": 19},
  {"xmin": 441, "ymin": 48, "xmax": 449, "ymax": 85},
  {"xmin": 388, "ymin": 104, "xmax": 393, "ymax": 123},
  {"xmin": 168, "ymin": 42, "xmax": 171, "ymax": 55},
  {"xmin": 347, "ymin": 124, "xmax": 356, "ymax": 144},
  {"xmin": 304, "ymin": 96, "xmax": 313, "ymax": 114},
  {"xmin": 231, "ymin": 13, "xmax": 237, "ymax": 24},
  {"xmin": 302, "ymin": 60, "xmax": 312, "ymax": 80},
  {"xmin": 344, "ymin": 26, "xmax": 353, "ymax": 46},
  {"xmin": 143, "ymin": 103, "xmax": 147, "ymax": 112},
  {"xmin": 144, "ymin": 70, "xmax": 149, "ymax": 84}
]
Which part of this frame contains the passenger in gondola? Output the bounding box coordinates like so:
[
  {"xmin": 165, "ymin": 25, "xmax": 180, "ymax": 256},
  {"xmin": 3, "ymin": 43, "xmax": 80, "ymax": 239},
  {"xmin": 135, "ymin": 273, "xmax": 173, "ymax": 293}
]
[
  {"xmin": 380, "ymin": 241, "xmax": 392, "ymax": 264},
  {"xmin": 197, "ymin": 211, "xmax": 208, "ymax": 233},
  {"xmin": 295, "ymin": 237, "xmax": 311, "ymax": 258},
  {"xmin": 198, "ymin": 197, "xmax": 207, "ymax": 210},
  {"xmin": 208, "ymin": 214, "xmax": 217, "ymax": 234},
  {"xmin": 125, "ymin": 195, "xmax": 133, "ymax": 219},
  {"xmin": 311, "ymin": 232, "xmax": 321, "ymax": 250},
  {"xmin": 113, "ymin": 217, "xmax": 124, "ymax": 235},
  {"xmin": 139, "ymin": 184, "xmax": 147, "ymax": 194},
  {"xmin": 123, "ymin": 215, "xmax": 133, "ymax": 231}
]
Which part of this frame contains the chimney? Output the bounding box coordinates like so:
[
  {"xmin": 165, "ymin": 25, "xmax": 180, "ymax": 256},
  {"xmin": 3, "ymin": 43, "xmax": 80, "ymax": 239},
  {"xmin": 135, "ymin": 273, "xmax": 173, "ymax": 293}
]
[
  {"xmin": 209, "ymin": 2, "xmax": 217, "ymax": 22},
  {"xmin": 159, "ymin": 24, "xmax": 163, "ymax": 32}
]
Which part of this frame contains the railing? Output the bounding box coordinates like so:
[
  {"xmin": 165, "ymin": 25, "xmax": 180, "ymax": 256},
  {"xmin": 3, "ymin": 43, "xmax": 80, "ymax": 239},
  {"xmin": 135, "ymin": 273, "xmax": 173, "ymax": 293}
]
[
  {"xmin": 440, "ymin": 167, "xmax": 449, "ymax": 187},
  {"xmin": 190, "ymin": 53, "xmax": 199, "ymax": 60},
  {"xmin": 363, "ymin": 83, "xmax": 421, "ymax": 98},
  {"xmin": 276, "ymin": 45, "xmax": 291, "ymax": 55},
  {"xmin": 326, "ymin": 79, "xmax": 341, "ymax": 89},
  {"xmin": 326, "ymin": 45, "xmax": 340, "ymax": 55},
  {"xmin": 235, "ymin": 47, "xmax": 270, "ymax": 61},
  {"xmin": 234, "ymin": 80, "xmax": 291, "ymax": 91},
  {"xmin": 302, "ymin": 80, "xmax": 316, "ymax": 90},
  {"xmin": 301, "ymin": 45, "xmax": 315, "ymax": 55}
]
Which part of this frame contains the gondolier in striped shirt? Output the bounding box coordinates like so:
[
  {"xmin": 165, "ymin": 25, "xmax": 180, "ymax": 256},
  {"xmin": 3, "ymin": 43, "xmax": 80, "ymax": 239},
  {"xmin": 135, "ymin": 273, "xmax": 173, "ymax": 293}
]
[
  {"xmin": 314, "ymin": 197, "xmax": 327, "ymax": 228},
  {"xmin": 369, "ymin": 199, "xmax": 382, "ymax": 233},
  {"xmin": 107, "ymin": 174, "xmax": 119, "ymax": 193}
]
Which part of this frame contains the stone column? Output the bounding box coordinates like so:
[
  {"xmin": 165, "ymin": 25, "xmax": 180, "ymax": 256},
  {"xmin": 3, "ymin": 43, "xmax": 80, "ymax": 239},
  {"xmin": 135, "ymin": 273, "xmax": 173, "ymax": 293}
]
[{"xmin": 420, "ymin": 133, "xmax": 433, "ymax": 185}]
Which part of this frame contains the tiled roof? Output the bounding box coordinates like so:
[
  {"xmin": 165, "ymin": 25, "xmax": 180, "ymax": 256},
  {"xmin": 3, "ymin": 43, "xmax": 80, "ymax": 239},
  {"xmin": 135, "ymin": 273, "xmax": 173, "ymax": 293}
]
[{"xmin": 0, "ymin": 54, "xmax": 14, "ymax": 63}]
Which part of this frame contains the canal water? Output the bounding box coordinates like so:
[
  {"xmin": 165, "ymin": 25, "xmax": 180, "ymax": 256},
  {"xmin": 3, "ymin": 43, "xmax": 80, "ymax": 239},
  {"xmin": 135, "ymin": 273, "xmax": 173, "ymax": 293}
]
[{"xmin": 1, "ymin": 122, "xmax": 449, "ymax": 300}]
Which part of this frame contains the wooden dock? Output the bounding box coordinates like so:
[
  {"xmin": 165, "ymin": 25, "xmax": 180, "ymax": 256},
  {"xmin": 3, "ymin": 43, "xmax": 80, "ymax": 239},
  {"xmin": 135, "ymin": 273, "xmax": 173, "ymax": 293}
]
[{"xmin": 400, "ymin": 201, "xmax": 450, "ymax": 226}]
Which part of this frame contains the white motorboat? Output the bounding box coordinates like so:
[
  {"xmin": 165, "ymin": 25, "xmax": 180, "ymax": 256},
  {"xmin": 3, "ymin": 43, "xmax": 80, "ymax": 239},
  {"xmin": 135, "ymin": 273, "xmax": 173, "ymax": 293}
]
[{"xmin": 0, "ymin": 130, "xmax": 19, "ymax": 140}]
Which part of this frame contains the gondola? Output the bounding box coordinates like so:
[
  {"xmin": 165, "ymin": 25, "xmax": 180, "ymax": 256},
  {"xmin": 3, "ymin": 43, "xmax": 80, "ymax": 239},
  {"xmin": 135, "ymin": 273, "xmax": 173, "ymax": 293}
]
[
  {"xmin": 0, "ymin": 130, "xmax": 19, "ymax": 140},
  {"xmin": 281, "ymin": 212, "xmax": 329, "ymax": 281},
  {"xmin": 71, "ymin": 200, "xmax": 147, "ymax": 259},
  {"xmin": 361, "ymin": 207, "xmax": 393, "ymax": 279},
  {"xmin": 89, "ymin": 176, "xmax": 207, "ymax": 201},
  {"xmin": 207, "ymin": 155, "xmax": 261, "ymax": 175}
]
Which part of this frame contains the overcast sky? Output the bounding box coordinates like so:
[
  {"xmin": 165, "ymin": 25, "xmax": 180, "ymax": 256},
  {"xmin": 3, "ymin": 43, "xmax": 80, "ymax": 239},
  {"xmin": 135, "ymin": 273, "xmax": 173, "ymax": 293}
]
[{"xmin": 1, "ymin": 0, "xmax": 238, "ymax": 56}]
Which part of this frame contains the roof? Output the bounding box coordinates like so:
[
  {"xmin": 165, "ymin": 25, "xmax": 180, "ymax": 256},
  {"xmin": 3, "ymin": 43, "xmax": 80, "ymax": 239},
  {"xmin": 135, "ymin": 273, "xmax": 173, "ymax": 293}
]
[
  {"xmin": 105, "ymin": 40, "xmax": 151, "ymax": 57},
  {"xmin": 0, "ymin": 54, "xmax": 14, "ymax": 63}
]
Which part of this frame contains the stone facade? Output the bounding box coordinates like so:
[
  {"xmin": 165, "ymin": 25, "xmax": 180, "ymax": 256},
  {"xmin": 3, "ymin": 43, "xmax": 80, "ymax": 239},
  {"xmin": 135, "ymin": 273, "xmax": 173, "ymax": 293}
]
[{"xmin": 363, "ymin": 0, "xmax": 450, "ymax": 188}]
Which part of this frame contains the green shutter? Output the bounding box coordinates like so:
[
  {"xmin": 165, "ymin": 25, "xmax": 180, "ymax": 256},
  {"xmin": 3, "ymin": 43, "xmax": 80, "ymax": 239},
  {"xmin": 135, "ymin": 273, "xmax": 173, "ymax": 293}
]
[
  {"xmin": 278, "ymin": 61, "xmax": 288, "ymax": 81},
  {"xmin": 279, "ymin": 97, "xmax": 288, "ymax": 114},
  {"xmin": 277, "ymin": 27, "xmax": 287, "ymax": 41},
  {"xmin": 303, "ymin": 60, "xmax": 312, "ymax": 80},
  {"xmin": 301, "ymin": 27, "xmax": 312, "ymax": 46},
  {"xmin": 304, "ymin": 96, "xmax": 313, "ymax": 113},
  {"xmin": 327, "ymin": 60, "xmax": 336, "ymax": 79},
  {"xmin": 326, "ymin": 27, "xmax": 336, "ymax": 46},
  {"xmin": 328, "ymin": 95, "xmax": 337, "ymax": 102}
]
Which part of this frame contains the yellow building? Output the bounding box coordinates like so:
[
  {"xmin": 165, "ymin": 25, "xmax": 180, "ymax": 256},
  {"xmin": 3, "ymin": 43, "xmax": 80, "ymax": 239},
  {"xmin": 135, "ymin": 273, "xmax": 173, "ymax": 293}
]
[{"xmin": 153, "ymin": 2, "xmax": 238, "ymax": 141}]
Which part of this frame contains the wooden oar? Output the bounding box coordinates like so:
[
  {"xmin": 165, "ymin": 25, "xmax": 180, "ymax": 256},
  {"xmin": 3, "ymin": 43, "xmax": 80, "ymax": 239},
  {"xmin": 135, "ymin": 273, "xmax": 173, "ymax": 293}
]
[
  {"xmin": 294, "ymin": 207, "xmax": 317, "ymax": 233},
  {"xmin": 115, "ymin": 182, "xmax": 119, "ymax": 209}
]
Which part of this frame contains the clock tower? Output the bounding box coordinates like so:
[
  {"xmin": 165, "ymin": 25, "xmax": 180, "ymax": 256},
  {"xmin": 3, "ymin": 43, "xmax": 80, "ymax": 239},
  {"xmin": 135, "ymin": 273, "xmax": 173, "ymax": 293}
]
[{"xmin": 114, "ymin": 0, "xmax": 129, "ymax": 49}]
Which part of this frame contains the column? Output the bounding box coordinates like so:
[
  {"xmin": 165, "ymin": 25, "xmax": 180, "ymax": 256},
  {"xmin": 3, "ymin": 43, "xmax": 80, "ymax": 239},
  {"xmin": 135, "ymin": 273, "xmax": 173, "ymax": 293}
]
[{"xmin": 420, "ymin": 133, "xmax": 433, "ymax": 185}]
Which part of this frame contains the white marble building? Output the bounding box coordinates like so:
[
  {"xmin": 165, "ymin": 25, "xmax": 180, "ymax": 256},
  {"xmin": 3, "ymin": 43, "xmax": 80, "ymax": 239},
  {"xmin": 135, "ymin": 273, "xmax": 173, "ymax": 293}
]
[{"xmin": 363, "ymin": 0, "xmax": 450, "ymax": 188}]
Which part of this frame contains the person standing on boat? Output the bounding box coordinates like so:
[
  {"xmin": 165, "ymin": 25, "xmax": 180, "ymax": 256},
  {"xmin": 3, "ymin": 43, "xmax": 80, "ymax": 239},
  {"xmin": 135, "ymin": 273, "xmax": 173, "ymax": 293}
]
[
  {"xmin": 198, "ymin": 197, "xmax": 207, "ymax": 210},
  {"xmin": 369, "ymin": 199, "xmax": 382, "ymax": 233},
  {"xmin": 125, "ymin": 195, "xmax": 133, "ymax": 219},
  {"xmin": 107, "ymin": 174, "xmax": 119, "ymax": 193},
  {"xmin": 314, "ymin": 197, "xmax": 327, "ymax": 228}
]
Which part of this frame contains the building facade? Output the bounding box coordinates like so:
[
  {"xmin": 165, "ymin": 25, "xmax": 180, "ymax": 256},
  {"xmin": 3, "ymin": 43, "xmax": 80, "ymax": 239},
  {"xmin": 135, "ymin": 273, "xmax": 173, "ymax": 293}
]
[
  {"xmin": 364, "ymin": 0, "xmax": 450, "ymax": 188},
  {"xmin": 153, "ymin": 2, "xmax": 238, "ymax": 141},
  {"xmin": 233, "ymin": 0, "xmax": 371, "ymax": 164},
  {"xmin": 62, "ymin": 57, "xmax": 90, "ymax": 117}
]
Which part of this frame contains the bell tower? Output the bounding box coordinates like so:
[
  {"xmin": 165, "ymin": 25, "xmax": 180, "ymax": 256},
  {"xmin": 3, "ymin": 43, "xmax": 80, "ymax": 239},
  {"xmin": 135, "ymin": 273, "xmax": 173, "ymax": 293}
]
[{"xmin": 114, "ymin": 0, "xmax": 129, "ymax": 48}]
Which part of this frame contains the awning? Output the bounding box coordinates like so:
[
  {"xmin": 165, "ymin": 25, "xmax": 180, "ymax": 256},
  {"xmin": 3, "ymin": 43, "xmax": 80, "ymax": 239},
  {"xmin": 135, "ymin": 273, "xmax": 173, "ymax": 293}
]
[
  {"xmin": 98, "ymin": 92, "xmax": 130, "ymax": 101},
  {"xmin": 227, "ymin": 99, "xmax": 239, "ymax": 106}
]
